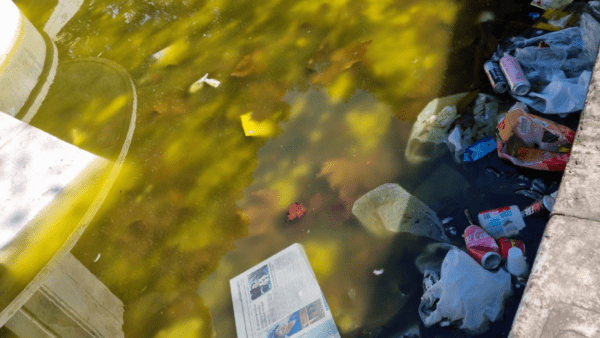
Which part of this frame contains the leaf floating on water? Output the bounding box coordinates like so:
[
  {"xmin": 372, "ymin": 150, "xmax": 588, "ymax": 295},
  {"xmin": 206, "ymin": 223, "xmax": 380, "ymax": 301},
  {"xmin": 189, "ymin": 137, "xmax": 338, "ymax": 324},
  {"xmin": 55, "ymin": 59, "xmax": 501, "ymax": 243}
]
[
  {"xmin": 287, "ymin": 202, "xmax": 306, "ymax": 221},
  {"xmin": 148, "ymin": 38, "xmax": 191, "ymax": 68},
  {"xmin": 240, "ymin": 80, "xmax": 287, "ymax": 121},
  {"xmin": 331, "ymin": 40, "xmax": 371, "ymax": 70},
  {"xmin": 231, "ymin": 50, "xmax": 266, "ymax": 77},
  {"xmin": 71, "ymin": 128, "xmax": 87, "ymax": 146},
  {"xmin": 310, "ymin": 40, "xmax": 371, "ymax": 85}
]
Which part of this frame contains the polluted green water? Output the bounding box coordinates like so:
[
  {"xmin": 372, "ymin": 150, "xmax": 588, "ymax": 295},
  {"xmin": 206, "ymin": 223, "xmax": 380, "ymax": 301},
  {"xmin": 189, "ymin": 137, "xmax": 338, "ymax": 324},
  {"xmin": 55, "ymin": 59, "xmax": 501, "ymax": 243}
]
[{"xmin": 9, "ymin": 0, "xmax": 534, "ymax": 336}]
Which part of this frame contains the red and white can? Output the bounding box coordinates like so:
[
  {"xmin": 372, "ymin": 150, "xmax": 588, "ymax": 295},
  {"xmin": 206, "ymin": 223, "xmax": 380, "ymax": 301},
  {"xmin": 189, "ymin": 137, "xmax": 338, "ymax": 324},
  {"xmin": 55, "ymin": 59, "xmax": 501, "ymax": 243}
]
[
  {"xmin": 499, "ymin": 55, "xmax": 531, "ymax": 96},
  {"xmin": 498, "ymin": 238, "xmax": 525, "ymax": 259},
  {"xmin": 464, "ymin": 225, "xmax": 502, "ymax": 270}
]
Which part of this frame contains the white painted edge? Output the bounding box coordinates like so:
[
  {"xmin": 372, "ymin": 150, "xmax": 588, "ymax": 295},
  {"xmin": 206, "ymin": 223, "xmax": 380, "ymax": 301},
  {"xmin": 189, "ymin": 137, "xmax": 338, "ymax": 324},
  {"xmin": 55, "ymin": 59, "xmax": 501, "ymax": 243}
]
[{"xmin": 0, "ymin": 58, "xmax": 137, "ymax": 328}]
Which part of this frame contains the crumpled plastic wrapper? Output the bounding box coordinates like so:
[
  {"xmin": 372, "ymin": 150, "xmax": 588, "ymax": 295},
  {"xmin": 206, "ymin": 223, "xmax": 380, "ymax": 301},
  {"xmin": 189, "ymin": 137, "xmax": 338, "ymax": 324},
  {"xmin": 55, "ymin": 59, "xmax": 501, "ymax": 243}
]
[
  {"xmin": 418, "ymin": 249, "xmax": 512, "ymax": 335},
  {"xmin": 496, "ymin": 103, "xmax": 575, "ymax": 171},
  {"xmin": 405, "ymin": 93, "xmax": 470, "ymax": 164},
  {"xmin": 446, "ymin": 94, "xmax": 502, "ymax": 162}
]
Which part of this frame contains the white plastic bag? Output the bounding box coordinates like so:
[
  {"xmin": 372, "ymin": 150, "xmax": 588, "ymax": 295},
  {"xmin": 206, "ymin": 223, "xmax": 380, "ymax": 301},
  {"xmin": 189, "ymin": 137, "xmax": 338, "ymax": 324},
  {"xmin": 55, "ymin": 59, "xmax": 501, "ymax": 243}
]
[
  {"xmin": 581, "ymin": 13, "xmax": 600, "ymax": 61},
  {"xmin": 414, "ymin": 242, "xmax": 456, "ymax": 274},
  {"xmin": 352, "ymin": 183, "xmax": 449, "ymax": 242},
  {"xmin": 498, "ymin": 25, "xmax": 598, "ymax": 115},
  {"xmin": 405, "ymin": 93, "xmax": 469, "ymax": 164},
  {"xmin": 516, "ymin": 70, "xmax": 591, "ymax": 115},
  {"xmin": 418, "ymin": 249, "xmax": 512, "ymax": 335}
]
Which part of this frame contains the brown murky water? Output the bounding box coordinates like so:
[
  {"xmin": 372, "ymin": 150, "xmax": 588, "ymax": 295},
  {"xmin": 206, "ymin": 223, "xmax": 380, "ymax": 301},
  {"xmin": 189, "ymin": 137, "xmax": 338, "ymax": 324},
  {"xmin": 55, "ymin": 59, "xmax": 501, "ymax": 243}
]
[{"xmin": 8, "ymin": 0, "xmax": 533, "ymax": 336}]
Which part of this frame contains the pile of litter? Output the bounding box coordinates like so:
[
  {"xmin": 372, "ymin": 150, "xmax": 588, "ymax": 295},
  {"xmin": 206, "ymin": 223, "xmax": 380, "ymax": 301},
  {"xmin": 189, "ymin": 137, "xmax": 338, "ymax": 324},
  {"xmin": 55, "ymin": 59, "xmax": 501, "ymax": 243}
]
[{"xmin": 351, "ymin": 1, "xmax": 600, "ymax": 336}]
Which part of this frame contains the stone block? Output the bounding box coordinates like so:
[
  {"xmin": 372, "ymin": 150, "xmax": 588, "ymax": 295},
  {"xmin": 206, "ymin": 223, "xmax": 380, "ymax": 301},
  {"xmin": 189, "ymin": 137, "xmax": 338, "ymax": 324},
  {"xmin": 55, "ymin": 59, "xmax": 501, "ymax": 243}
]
[
  {"xmin": 6, "ymin": 253, "xmax": 124, "ymax": 338},
  {"xmin": 0, "ymin": 112, "xmax": 100, "ymax": 249},
  {"xmin": 509, "ymin": 215, "xmax": 600, "ymax": 338},
  {"xmin": 552, "ymin": 50, "xmax": 600, "ymax": 222}
]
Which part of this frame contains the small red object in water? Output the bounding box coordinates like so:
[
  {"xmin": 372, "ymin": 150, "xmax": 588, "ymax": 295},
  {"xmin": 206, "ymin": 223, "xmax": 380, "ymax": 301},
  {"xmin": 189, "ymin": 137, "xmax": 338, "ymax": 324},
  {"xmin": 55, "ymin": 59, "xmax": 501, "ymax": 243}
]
[{"xmin": 287, "ymin": 203, "xmax": 306, "ymax": 221}]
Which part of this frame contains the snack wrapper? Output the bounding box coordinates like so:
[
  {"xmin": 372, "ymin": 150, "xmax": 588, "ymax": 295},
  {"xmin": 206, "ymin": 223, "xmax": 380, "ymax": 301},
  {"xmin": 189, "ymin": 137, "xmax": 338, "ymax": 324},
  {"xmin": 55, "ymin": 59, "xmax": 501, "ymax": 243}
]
[{"xmin": 496, "ymin": 103, "xmax": 575, "ymax": 171}]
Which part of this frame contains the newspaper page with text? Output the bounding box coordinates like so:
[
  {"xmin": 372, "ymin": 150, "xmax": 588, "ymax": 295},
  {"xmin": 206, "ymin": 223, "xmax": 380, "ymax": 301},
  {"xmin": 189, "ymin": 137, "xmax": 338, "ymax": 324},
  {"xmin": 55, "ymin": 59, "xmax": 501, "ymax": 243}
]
[{"xmin": 230, "ymin": 243, "xmax": 341, "ymax": 338}]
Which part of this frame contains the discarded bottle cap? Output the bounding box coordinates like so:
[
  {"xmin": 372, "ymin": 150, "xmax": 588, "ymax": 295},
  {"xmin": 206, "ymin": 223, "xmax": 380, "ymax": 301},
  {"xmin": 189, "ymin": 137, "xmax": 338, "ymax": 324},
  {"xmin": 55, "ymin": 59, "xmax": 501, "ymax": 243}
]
[{"xmin": 506, "ymin": 247, "xmax": 528, "ymax": 277}]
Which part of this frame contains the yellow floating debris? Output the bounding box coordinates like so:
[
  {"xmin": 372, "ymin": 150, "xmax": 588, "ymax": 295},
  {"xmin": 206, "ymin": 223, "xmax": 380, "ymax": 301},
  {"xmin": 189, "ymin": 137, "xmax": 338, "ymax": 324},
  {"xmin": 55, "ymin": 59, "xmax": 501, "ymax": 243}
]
[{"xmin": 240, "ymin": 112, "xmax": 277, "ymax": 137}]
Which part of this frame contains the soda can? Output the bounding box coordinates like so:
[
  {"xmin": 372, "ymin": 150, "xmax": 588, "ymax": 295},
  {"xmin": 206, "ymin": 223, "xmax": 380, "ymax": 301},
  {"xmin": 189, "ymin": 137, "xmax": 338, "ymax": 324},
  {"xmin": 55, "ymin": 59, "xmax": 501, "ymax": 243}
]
[
  {"xmin": 521, "ymin": 190, "xmax": 558, "ymax": 218},
  {"xmin": 520, "ymin": 199, "xmax": 544, "ymax": 218},
  {"xmin": 498, "ymin": 238, "xmax": 525, "ymax": 259},
  {"xmin": 499, "ymin": 55, "xmax": 531, "ymax": 96},
  {"xmin": 464, "ymin": 225, "xmax": 502, "ymax": 270},
  {"xmin": 483, "ymin": 61, "xmax": 509, "ymax": 94},
  {"xmin": 477, "ymin": 205, "xmax": 526, "ymax": 239}
]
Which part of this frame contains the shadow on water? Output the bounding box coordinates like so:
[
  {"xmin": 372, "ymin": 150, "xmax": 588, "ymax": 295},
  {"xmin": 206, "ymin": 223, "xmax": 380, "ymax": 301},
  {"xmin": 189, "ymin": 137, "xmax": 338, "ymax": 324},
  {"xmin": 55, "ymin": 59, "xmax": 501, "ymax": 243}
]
[{"xmin": 437, "ymin": 0, "xmax": 535, "ymax": 96}]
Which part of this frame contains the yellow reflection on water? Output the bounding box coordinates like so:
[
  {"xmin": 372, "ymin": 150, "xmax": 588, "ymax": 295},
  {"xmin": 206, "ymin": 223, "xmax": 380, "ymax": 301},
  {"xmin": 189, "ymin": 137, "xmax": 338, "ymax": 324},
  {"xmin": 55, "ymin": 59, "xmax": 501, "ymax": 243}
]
[{"xmin": 11, "ymin": 0, "xmax": 463, "ymax": 336}]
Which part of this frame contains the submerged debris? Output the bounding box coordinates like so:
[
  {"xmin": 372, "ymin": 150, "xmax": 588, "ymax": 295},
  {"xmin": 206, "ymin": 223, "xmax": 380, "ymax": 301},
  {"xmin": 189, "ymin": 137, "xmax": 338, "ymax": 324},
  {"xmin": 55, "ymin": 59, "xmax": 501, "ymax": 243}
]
[
  {"xmin": 189, "ymin": 73, "xmax": 220, "ymax": 93},
  {"xmin": 286, "ymin": 202, "xmax": 306, "ymax": 221}
]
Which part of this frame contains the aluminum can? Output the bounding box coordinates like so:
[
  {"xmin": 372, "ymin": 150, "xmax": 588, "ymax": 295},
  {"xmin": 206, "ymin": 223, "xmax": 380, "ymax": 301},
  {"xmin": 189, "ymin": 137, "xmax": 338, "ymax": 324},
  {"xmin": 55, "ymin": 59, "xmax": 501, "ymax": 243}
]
[
  {"xmin": 483, "ymin": 61, "xmax": 509, "ymax": 94},
  {"xmin": 499, "ymin": 55, "xmax": 531, "ymax": 96},
  {"xmin": 464, "ymin": 225, "xmax": 502, "ymax": 270},
  {"xmin": 521, "ymin": 190, "xmax": 558, "ymax": 218},
  {"xmin": 498, "ymin": 238, "xmax": 525, "ymax": 260}
]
